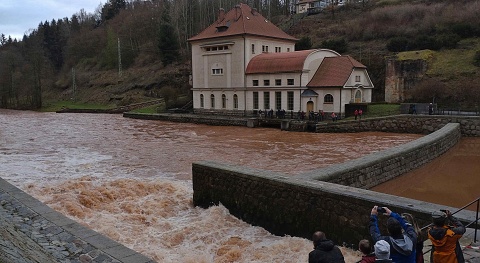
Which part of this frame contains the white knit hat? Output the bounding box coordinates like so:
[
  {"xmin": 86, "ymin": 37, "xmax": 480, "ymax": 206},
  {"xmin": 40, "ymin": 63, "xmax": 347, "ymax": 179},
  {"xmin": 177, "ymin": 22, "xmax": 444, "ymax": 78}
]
[{"xmin": 374, "ymin": 240, "xmax": 391, "ymax": 260}]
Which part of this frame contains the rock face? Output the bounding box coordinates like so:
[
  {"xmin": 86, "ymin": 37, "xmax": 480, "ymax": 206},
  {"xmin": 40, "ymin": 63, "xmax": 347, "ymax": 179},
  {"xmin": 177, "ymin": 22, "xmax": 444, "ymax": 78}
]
[{"xmin": 385, "ymin": 58, "xmax": 428, "ymax": 103}]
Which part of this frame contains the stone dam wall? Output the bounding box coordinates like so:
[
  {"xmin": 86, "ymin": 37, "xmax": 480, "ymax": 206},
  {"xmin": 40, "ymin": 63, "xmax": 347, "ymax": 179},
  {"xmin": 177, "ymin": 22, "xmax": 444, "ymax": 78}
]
[
  {"xmin": 124, "ymin": 112, "xmax": 480, "ymax": 137},
  {"xmin": 193, "ymin": 123, "xmax": 477, "ymax": 246}
]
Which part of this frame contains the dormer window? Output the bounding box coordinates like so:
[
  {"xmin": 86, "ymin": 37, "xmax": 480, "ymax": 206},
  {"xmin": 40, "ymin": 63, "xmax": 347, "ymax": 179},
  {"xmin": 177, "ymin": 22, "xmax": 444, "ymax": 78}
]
[{"xmin": 216, "ymin": 25, "xmax": 229, "ymax": 32}]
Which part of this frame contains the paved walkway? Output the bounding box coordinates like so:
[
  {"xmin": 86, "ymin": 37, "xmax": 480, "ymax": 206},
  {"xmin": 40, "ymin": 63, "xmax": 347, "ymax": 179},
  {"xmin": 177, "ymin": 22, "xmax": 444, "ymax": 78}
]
[{"xmin": 0, "ymin": 178, "xmax": 155, "ymax": 263}]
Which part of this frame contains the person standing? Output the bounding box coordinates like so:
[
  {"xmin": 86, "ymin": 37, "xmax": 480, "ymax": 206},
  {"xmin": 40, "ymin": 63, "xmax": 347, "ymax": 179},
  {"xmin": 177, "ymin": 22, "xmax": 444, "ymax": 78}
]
[
  {"xmin": 428, "ymin": 210, "xmax": 466, "ymax": 263},
  {"xmin": 354, "ymin": 109, "xmax": 359, "ymax": 120},
  {"xmin": 369, "ymin": 206, "xmax": 417, "ymax": 263},
  {"xmin": 359, "ymin": 109, "xmax": 363, "ymax": 120},
  {"xmin": 331, "ymin": 112, "xmax": 337, "ymax": 122},
  {"xmin": 374, "ymin": 240, "xmax": 393, "ymax": 262},
  {"xmin": 357, "ymin": 239, "xmax": 376, "ymax": 263},
  {"xmin": 308, "ymin": 231, "xmax": 345, "ymax": 263},
  {"xmin": 402, "ymin": 213, "xmax": 425, "ymax": 263}
]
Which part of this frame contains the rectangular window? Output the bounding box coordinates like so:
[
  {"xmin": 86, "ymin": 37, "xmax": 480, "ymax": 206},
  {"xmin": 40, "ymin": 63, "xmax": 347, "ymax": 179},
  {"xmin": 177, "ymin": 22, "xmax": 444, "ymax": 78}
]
[
  {"xmin": 287, "ymin": 48, "xmax": 290, "ymax": 52},
  {"xmin": 252, "ymin": 44, "xmax": 255, "ymax": 54},
  {"xmin": 275, "ymin": 79, "xmax": 281, "ymax": 86},
  {"xmin": 253, "ymin": 80, "xmax": 259, "ymax": 86},
  {"xmin": 264, "ymin": 79, "xmax": 270, "ymax": 86},
  {"xmin": 253, "ymin": 92, "xmax": 259, "ymax": 109},
  {"xmin": 287, "ymin": 91, "xmax": 294, "ymax": 111},
  {"xmin": 264, "ymin": 92, "xmax": 270, "ymax": 109},
  {"xmin": 262, "ymin": 45, "xmax": 269, "ymax": 53},
  {"xmin": 355, "ymin": 75, "xmax": 361, "ymax": 82},
  {"xmin": 275, "ymin": 47, "xmax": 281, "ymax": 53},
  {"xmin": 287, "ymin": 79, "xmax": 294, "ymax": 85},
  {"xmin": 212, "ymin": 68, "xmax": 223, "ymax": 75},
  {"xmin": 275, "ymin": 92, "xmax": 282, "ymax": 110}
]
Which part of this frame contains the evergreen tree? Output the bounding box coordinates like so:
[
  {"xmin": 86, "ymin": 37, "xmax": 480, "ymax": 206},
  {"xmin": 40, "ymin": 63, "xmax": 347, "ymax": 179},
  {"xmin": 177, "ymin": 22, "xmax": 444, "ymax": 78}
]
[
  {"xmin": 295, "ymin": 36, "xmax": 312, "ymax": 51},
  {"xmin": 157, "ymin": 4, "xmax": 180, "ymax": 66},
  {"xmin": 102, "ymin": 0, "xmax": 127, "ymax": 21}
]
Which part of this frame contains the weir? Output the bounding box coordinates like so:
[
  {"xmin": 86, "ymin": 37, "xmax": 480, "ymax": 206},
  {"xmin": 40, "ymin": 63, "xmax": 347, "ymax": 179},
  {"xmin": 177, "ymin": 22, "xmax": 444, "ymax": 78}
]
[{"xmin": 192, "ymin": 121, "xmax": 479, "ymax": 246}]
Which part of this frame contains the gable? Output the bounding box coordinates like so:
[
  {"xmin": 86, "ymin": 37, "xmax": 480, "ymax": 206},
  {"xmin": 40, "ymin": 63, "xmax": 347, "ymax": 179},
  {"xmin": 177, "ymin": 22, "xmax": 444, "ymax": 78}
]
[
  {"xmin": 188, "ymin": 3, "xmax": 297, "ymax": 43},
  {"xmin": 307, "ymin": 56, "xmax": 366, "ymax": 88}
]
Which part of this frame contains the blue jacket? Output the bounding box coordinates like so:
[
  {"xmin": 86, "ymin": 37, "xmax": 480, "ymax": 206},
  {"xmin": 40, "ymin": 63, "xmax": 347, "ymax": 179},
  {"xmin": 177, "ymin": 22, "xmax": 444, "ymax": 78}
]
[{"xmin": 369, "ymin": 212, "xmax": 417, "ymax": 263}]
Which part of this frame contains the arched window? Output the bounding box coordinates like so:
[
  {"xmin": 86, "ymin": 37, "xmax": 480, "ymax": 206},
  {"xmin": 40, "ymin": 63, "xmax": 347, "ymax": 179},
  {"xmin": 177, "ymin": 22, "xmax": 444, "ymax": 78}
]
[
  {"xmin": 211, "ymin": 94, "xmax": 215, "ymax": 109},
  {"xmin": 233, "ymin": 94, "xmax": 238, "ymax": 109},
  {"xmin": 200, "ymin": 94, "xmax": 204, "ymax": 108},
  {"xmin": 324, "ymin": 94, "xmax": 334, "ymax": 103},
  {"xmin": 355, "ymin": 90, "xmax": 362, "ymax": 103},
  {"xmin": 222, "ymin": 94, "xmax": 226, "ymax": 109}
]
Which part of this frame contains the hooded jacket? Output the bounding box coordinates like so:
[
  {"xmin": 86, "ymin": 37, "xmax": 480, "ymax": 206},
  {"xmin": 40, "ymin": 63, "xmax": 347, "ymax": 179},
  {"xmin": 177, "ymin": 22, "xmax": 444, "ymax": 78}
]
[
  {"xmin": 428, "ymin": 215, "xmax": 465, "ymax": 263},
  {"xmin": 370, "ymin": 212, "xmax": 417, "ymax": 263},
  {"xmin": 308, "ymin": 239, "xmax": 345, "ymax": 263}
]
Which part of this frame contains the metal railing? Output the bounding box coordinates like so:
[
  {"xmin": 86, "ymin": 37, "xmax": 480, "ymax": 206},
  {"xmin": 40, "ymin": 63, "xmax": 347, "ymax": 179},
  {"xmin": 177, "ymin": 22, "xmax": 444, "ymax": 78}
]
[{"xmin": 420, "ymin": 197, "xmax": 479, "ymax": 255}]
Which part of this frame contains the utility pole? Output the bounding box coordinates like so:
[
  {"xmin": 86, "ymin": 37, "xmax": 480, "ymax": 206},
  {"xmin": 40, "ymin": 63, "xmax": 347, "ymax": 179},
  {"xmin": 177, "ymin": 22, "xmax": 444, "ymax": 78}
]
[
  {"xmin": 72, "ymin": 67, "xmax": 77, "ymax": 102},
  {"xmin": 118, "ymin": 38, "xmax": 122, "ymax": 78}
]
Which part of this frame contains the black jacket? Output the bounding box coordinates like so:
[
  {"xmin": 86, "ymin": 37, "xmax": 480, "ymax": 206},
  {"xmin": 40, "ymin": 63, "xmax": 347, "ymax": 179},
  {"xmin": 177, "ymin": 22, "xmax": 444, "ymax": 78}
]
[{"xmin": 308, "ymin": 239, "xmax": 345, "ymax": 263}]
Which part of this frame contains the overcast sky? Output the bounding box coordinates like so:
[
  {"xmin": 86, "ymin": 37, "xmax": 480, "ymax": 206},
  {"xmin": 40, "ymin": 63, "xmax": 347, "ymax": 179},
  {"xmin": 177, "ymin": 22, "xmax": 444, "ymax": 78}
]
[{"xmin": 0, "ymin": 0, "xmax": 106, "ymax": 40}]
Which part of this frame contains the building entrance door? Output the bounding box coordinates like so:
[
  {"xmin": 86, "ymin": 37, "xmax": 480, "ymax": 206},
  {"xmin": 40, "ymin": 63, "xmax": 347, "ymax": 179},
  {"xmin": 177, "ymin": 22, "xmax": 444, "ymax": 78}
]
[{"xmin": 307, "ymin": 101, "xmax": 314, "ymax": 112}]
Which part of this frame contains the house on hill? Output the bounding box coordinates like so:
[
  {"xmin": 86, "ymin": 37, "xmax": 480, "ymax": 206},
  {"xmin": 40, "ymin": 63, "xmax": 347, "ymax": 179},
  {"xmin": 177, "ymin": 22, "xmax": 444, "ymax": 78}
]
[{"xmin": 187, "ymin": 3, "xmax": 373, "ymax": 117}]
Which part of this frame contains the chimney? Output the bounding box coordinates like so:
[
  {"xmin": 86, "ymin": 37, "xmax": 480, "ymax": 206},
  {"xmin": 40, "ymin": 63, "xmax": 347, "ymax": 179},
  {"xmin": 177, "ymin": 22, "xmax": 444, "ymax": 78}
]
[
  {"xmin": 217, "ymin": 8, "xmax": 225, "ymax": 23},
  {"xmin": 235, "ymin": 4, "xmax": 241, "ymax": 20}
]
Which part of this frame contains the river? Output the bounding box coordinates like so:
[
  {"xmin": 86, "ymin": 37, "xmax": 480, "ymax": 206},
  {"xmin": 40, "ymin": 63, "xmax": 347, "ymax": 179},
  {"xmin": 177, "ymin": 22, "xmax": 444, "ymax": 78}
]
[{"xmin": 0, "ymin": 109, "xmax": 428, "ymax": 262}]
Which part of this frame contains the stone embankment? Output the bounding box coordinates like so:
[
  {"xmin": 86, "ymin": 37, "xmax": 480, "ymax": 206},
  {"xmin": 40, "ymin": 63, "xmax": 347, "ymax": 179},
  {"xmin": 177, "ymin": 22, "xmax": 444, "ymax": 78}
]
[
  {"xmin": 0, "ymin": 178, "xmax": 155, "ymax": 263},
  {"xmin": 315, "ymin": 115, "xmax": 480, "ymax": 136}
]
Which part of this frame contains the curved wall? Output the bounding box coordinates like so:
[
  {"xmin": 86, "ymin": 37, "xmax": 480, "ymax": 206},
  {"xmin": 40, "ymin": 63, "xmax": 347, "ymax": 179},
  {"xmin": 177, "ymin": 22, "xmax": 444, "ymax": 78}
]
[{"xmin": 193, "ymin": 123, "xmax": 476, "ymax": 246}]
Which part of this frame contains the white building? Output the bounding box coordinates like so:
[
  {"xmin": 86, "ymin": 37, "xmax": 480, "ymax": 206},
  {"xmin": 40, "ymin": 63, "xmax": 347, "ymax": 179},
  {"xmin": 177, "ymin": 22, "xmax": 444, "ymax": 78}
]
[{"xmin": 187, "ymin": 3, "xmax": 373, "ymax": 117}]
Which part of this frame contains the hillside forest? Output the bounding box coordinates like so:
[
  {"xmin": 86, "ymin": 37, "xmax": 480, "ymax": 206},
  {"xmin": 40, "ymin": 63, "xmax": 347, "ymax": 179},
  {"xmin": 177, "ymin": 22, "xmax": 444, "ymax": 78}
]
[{"xmin": 0, "ymin": 0, "xmax": 479, "ymax": 110}]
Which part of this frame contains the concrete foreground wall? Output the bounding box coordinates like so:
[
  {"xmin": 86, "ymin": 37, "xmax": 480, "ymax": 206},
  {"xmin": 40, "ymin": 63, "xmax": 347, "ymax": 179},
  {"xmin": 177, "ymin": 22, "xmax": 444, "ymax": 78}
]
[
  {"xmin": 192, "ymin": 123, "xmax": 476, "ymax": 246},
  {"xmin": 0, "ymin": 178, "xmax": 155, "ymax": 263}
]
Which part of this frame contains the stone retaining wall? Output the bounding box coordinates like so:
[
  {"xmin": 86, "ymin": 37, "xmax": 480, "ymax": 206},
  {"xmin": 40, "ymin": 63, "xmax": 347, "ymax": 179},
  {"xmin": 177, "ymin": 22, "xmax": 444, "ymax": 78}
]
[
  {"xmin": 0, "ymin": 178, "xmax": 154, "ymax": 263},
  {"xmin": 315, "ymin": 115, "xmax": 480, "ymax": 136},
  {"xmin": 300, "ymin": 123, "xmax": 461, "ymax": 188},
  {"xmin": 124, "ymin": 112, "xmax": 247, "ymax": 126}
]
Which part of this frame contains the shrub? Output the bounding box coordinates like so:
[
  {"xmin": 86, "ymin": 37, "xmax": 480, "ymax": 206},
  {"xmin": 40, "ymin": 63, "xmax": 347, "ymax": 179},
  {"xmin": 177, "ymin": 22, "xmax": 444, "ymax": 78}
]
[
  {"xmin": 450, "ymin": 22, "xmax": 477, "ymax": 39},
  {"xmin": 320, "ymin": 38, "xmax": 348, "ymax": 53},
  {"xmin": 474, "ymin": 50, "xmax": 480, "ymax": 67},
  {"xmin": 386, "ymin": 37, "xmax": 410, "ymax": 52},
  {"xmin": 435, "ymin": 33, "xmax": 461, "ymax": 50},
  {"xmin": 411, "ymin": 35, "xmax": 441, "ymax": 51}
]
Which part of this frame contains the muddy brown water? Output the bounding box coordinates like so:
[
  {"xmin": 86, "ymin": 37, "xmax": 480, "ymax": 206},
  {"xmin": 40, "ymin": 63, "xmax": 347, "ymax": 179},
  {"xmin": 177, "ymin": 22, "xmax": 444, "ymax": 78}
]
[
  {"xmin": 372, "ymin": 137, "xmax": 480, "ymax": 211},
  {"xmin": 0, "ymin": 109, "xmax": 477, "ymax": 262}
]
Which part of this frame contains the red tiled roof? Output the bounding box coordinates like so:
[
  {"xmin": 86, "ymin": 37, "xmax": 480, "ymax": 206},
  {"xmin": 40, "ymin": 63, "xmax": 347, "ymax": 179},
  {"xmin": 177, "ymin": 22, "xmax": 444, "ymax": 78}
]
[
  {"xmin": 246, "ymin": 50, "xmax": 316, "ymax": 74},
  {"xmin": 307, "ymin": 56, "xmax": 366, "ymax": 87},
  {"xmin": 188, "ymin": 3, "xmax": 298, "ymax": 42}
]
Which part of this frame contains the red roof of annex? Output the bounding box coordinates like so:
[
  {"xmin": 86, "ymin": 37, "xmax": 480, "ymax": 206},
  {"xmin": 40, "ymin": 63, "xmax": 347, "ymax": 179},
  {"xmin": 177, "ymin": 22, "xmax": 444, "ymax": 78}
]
[
  {"xmin": 246, "ymin": 50, "xmax": 316, "ymax": 74},
  {"xmin": 307, "ymin": 56, "xmax": 366, "ymax": 87}
]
